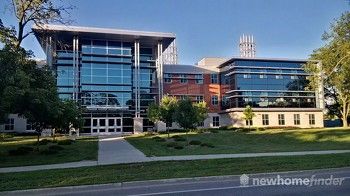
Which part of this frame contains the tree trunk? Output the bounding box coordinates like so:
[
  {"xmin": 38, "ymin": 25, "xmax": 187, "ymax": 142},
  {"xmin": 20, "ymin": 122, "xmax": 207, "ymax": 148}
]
[
  {"xmin": 342, "ymin": 104, "xmax": 348, "ymax": 128},
  {"xmin": 16, "ymin": 22, "xmax": 24, "ymax": 48}
]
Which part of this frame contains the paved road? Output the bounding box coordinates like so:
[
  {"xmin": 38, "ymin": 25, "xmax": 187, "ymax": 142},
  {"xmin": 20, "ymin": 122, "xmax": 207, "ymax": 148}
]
[{"xmin": 3, "ymin": 167, "xmax": 350, "ymax": 196}]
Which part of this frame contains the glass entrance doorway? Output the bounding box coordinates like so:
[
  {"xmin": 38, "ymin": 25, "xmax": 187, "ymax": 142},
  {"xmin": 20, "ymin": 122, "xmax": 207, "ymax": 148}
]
[{"xmin": 91, "ymin": 117, "xmax": 122, "ymax": 134}]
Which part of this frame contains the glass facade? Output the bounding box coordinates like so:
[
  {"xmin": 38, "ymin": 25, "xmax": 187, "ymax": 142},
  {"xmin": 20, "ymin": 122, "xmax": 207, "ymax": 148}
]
[
  {"xmin": 221, "ymin": 60, "xmax": 316, "ymax": 109},
  {"xmin": 53, "ymin": 38, "xmax": 160, "ymax": 134}
]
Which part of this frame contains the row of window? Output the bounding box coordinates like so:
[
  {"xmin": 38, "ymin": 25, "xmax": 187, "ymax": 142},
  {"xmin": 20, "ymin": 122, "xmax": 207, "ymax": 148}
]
[
  {"xmin": 250, "ymin": 114, "xmax": 316, "ymax": 126},
  {"xmin": 164, "ymin": 74, "xmax": 219, "ymax": 84}
]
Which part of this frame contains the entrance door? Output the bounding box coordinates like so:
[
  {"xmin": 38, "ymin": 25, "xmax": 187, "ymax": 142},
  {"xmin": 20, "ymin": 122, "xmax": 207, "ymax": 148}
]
[{"xmin": 91, "ymin": 118, "xmax": 122, "ymax": 135}]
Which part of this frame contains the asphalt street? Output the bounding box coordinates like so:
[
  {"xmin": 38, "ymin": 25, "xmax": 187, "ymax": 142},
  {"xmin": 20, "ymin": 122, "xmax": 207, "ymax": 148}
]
[{"xmin": 3, "ymin": 167, "xmax": 350, "ymax": 196}]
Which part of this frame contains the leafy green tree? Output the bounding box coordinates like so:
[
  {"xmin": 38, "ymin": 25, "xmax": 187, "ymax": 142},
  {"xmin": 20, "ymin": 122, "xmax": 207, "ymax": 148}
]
[
  {"xmin": 147, "ymin": 103, "xmax": 161, "ymax": 126},
  {"xmin": 305, "ymin": 11, "xmax": 350, "ymax": 127},
  {"xmin": 53, "ymin": 100, "xmax": 83, "ymax": 137},
  {"xmin": 242, "ymin": 105, "xmax": 255, "ymax": 130},
  {"xmin": 146, "ymin": 96, "xmax": 178, "ymax": 137},
  {"xmin": 159, "ymin": 95, "xmax": 178, "ymax": 138},
  {"xmin": 174, "ymin": 99, "xmax": 208, "ymax": 131}
]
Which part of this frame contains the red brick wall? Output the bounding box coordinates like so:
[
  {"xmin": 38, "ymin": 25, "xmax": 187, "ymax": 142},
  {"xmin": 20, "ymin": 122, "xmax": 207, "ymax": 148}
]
[{"xmin": 163, "ymin": 73, "xmax": 221, "ymax": 113}]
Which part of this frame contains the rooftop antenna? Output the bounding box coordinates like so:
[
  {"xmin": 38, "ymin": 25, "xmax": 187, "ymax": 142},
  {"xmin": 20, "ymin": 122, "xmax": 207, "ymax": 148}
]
[{"xmin": 239, "ymin": 34, "xmax": 256, "ymax": 58}]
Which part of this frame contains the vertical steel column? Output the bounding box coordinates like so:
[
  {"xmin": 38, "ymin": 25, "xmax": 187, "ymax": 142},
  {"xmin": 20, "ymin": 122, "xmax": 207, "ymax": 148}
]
[
  {"xmin": 159, "ymin": 41, "xmax": 163, "ymax": 97},
  {"xmin": 137, "ymin": 41, "xmax": 140, "ymax": 118},
  {"xmin": 134, "ymin": 40, "xmax": 140, "ymax": 118},
  {"xmin": 72, "ymin": 37, "xmax": 76, "ymax": 101},
  {"xmin": 75, "ymin": 37, "xmax": 79, "ymax": 102}
]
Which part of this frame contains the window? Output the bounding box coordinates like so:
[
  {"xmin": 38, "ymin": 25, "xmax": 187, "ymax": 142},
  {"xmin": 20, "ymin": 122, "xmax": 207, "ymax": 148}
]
[
  {"xmin": 180, "ymin": 95, "xmax": 187, "ymax": 100},
  {"xmin": 276, "ymin": 75, "xmax": 283, "ymax": 79},
  {"xmin": 262, "ymin": 114, "xmax": 269, "ymax": 125},
  {"xmin": 195, "ymin": 74, "xmax": 203, "ymax": 84},
  {"xmin": 246, "ymin": 119, "xmax": 253, "ymax": 126},
  {"xmin": 195, "ymin": 96, "xmax": 203, "ymax": 103},
  {"xmin": 309, "ymin": 114, "xmax": 315, "ymax": 125},
  {"xmin": 291, "ymin": 75, "xmax": 298, "ymax": 80},
  {"xmin": 213, "ymin": 116, "xmax": 220, "ymax": 127},
  {"xmin": 164, "ymin": 73, "xmax": 172, "ymax": 83},
  {"xmin": 243, "ymin": 74, "xmax": 251, "ymax": 79},
  {"xmin": 4, "ymin": 118, "xmax": 14, "ymax": 130},
  {"xmin": 211, "ymin": 74, "xmax": 218, "ymax": 83},
  {"xmin": 198, "ymin": 121, "xmax": 204, "ymax": 127},
  {"xmin": 294, "ymin": 114, "xmax": 300, "ymax": 125},
  {"xmin": 211, "ymin": 95, "xmax": 218, "ymax": 105},
  {"xmin": 259, "ymin": 74, "xmax": 267, "ymax": 79},
  {"xmin": 278, "ymin": 114, "xmax": 285, "ymax": 125},
  {"xmin": 180, "ymin": 74, "xmax": 187, "ymax": 83}
]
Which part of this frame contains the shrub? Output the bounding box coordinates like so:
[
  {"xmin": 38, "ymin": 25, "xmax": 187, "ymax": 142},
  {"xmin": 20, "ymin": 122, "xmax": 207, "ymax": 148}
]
[
  {"xmin": 189, "ymin": 140, "xmax": 201, "ymax": 145},
  {"xmin": 174, "ymin": 145, "xmax": 184, "ymax": 150},
  {"xmin": 38, "ymin": 139, "xmax": 50, "ymax": 145},
  {"xmin": 57, "ymin": 140, "xmax": 73, "ymax": 145},
  {"xmin": 155, "ymin": 137, "xmax": 166, "ymax": 142},
  {"xmin": 166, "ymin": 142, "xmax": 178, "ymax": 148},
  {"xmin": 210, "ymin": 130, "xmax": 219, "ymax": 133},
  {"xmin": 8, "ymin": 146, "xmax": 34, "ymax": 156},
  {"xmin": 200, "ymin": 143, "xmax": 215, "ymax": 148},
  {"xmin": 40, "ymin": 149, "xmax": 58, "ymax": 155},
  {"xmin": 152, "ymin": 136, "xmax": 161, "ymax": 140},
  {"xmin": 171, "ymin": 135, "xmax": 186, "ymax": 141},
  {"xmin": 48, "ymin": 145, "xmax": 64, "ymax": 151}
]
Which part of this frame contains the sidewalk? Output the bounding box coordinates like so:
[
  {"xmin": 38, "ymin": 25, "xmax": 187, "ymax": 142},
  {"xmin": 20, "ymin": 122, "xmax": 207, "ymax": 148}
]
[{"xmin": 1, "ymin": 136, "xmax": 350, "ymax": 173}]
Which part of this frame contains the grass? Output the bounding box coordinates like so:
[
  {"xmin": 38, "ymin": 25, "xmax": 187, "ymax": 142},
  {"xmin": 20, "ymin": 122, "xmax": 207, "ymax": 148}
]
[
  {"xmin": 0, "ymin": 135, "xmax": 98, "ymax": 168},
  {"xmin": 2, "ymin": 153, "xmax": 350, "ymax": 191},
  {"xmin": 126, "ymin": 128, "xmax": 350, "ymax": 156}
]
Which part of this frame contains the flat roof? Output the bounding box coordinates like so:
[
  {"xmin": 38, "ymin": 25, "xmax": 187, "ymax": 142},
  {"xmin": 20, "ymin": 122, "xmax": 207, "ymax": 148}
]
[
  {"xmin": 164, "ymin": 64, "xmax": 217, "ymax": 74},
  {"xmin": 218, "ymin": 56, "xmax": 319, "ymax": 68},
  {"xmin": 32, "ymin": 24, "xmax": 176, "ymax": 49}
]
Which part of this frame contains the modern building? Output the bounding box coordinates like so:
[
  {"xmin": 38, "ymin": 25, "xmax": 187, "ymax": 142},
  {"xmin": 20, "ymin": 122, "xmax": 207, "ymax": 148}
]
[{"xmin": 0, "ymin": 25, "xmax": 324, "ymax": 134}]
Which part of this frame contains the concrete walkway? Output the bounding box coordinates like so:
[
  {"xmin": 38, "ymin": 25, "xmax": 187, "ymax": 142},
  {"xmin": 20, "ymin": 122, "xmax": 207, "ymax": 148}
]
[
  {"xmin": 1, "ymin": 136, "xmax": 350, "ymax": 173},
  {"xmin": 98, "ymin": 137, "xmax": 150, "ymax": 165}
]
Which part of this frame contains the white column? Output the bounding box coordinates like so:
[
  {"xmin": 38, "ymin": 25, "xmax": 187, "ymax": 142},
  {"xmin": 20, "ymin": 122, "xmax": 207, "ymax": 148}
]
[{"xmin": 72, "ymin": 37, "xmax": 76, "ymax": 101}]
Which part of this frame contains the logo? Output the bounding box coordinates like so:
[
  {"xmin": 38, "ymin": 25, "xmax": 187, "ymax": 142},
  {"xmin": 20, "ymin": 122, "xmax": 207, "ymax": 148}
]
[{"xmin": 240, "ymin": 174, "xmax": 249, "ymax": 186}]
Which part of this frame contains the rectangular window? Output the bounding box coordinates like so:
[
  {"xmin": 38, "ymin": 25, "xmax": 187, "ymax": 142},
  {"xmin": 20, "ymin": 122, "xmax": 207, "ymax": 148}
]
[
  {"xmin": 4, "ymin": 118, "xmax": 14, "ymax": 130},
  {"xmin": 294, "ymin": 114, "xmax": 300, "ymax": 125},
  {"xmin": 309, "ymin": 114, "xmax": 315, "ymax": 125},
  {"xmin": 211, "ymin": 74, "xmax": 218, "ymax": 83},
  {"xmin": 276, "ymin": 75, "xmax": 283, "ymax": 79},
  {"xmin": 262, "ymin": 114, "xmax": 269, "ymax": 125},
  {"xmin": 211, "ymin": 95, "xmax": 218, "ymax": 105},
  {"xmin": 246, "ymin": 119, "xmax": 253, "ymax": 126},
  {"xmin": 213, "ymin": 116, "xmax": 220, "ymax": 127},
  {"xmin": 198, "ymin": 121, "xmax": 204, "ymax": 127},
  {"xmin": 180, "ymin": 95, "xmax": 187, "ymax": 100},
  {"xmin": 195, "ymin": 95, "xmax": 204, "ymax": 103},
  {"xmin": 164, "ymin": 73, "xmax": 172, "ymax": 83},
  {"xmin": 243, "ymin": 74, "xmax": 251, "ymax": 79},
  {"xmin": 278, "ymin": 114, "xmax": 285, "ymax": 125},
  {"xmin": 195, "ymin": 74, "xmax": 203, "ymax": 84},
  {"xmin": 180, "ymin": 74, "xmax": 188, "ymax": 83}
]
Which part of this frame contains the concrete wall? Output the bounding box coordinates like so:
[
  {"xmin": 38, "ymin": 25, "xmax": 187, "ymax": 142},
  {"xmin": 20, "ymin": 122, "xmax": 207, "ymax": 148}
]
[
  {"xmin": 220, "ymin": 110, "xmax": 324, "ymax": 128},
  {"xmin": 0, "ymin": 114, "xmax": 29, "ymax": 133}
]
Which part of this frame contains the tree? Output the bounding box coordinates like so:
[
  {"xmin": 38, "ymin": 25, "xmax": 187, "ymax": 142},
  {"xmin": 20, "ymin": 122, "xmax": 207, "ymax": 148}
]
[
  {"xmin": 174, "ymin": 99, "xmax": 208, "ymax": 131},
  {"xmin": 5, "ymin": 0, "xmax": 74, "ymax": 48},
  {"xmin": 53, "ymin": 100, "xmax": 83, "ymax": 138},
  {"xmin": 147, "ymin": 102, "xmax": 161, "ymax": 130},
  {"xmin": 159, "ymin": 96, "xmax": 178, "ymax": 138},
  {"xmin": 146, "ymin": 96, "xmax": 178, "ymax": 137},
  {"xmin": 242, "ymin": 105, "xmax": 255, "ymax": 130},
  {"xmin": 305, "ymin": 12, "xmax": 350, "ymax": 127}
]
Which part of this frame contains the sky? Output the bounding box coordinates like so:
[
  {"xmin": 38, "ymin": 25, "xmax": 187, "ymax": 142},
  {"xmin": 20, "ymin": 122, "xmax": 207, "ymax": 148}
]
[{"xmin": 0, "ymin": 0, "xmax": 349, "ymax": 64}]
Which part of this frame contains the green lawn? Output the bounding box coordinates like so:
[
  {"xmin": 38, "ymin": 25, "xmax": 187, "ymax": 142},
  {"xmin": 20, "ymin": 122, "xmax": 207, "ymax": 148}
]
[
  {"xmin": 126, "ymin": 128, "xmax": 350, "ymax": 156},
  {"xmin": 2, "ymin": 153, "xmax": 350, "ymax": 191},
  {"xmin": 0, "ymin": 135, "xmax": 98, "ymax": 168}
]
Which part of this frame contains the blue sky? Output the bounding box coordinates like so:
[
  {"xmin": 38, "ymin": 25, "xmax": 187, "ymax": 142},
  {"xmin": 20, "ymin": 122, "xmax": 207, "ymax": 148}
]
[{"xmin": 1, "ymin": 0, "xmax": 349, "ymax": 64}]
